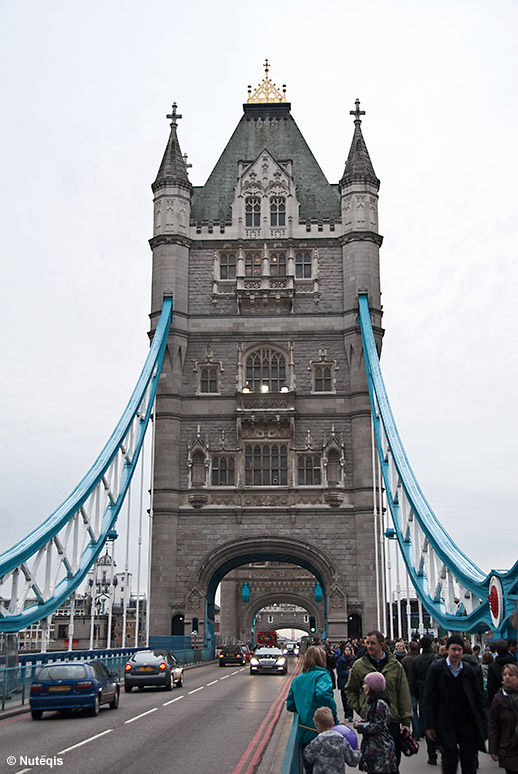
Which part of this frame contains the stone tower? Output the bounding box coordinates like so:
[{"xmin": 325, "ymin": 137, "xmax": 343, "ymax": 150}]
[{"xmin": 148, "ymin": 65, "xmax": 383, "ymax": 649}]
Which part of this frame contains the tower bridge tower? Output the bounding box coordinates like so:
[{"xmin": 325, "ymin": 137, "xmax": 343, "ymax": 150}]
[{"xmin": 148, "ymin": 64, "xmax": 383, "ymax": 648}]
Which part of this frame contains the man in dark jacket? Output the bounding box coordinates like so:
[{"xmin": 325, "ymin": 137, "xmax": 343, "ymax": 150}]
[
  {"xmin": 414, "ymin": 636, "xmax": 439, "ymax": 765},
  {"xmin": 487, "ymin": 640, "xmax": 515, "ymax": 704},
  {"xmin": 423, "ymin": 634, "xmax": 487, "ymax": 774}
]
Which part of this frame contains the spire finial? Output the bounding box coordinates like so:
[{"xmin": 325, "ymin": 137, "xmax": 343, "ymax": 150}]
[
  {"xmin": 166, "ymin": 102, "xmax": 183, "ymax": 128},
  {"xmin": 247, "ymin": 60, "xmax": 287, "ymax": 104},
  {"xmin": 350, "ymin": 98, "xmax": 365, "ymax": 124}
]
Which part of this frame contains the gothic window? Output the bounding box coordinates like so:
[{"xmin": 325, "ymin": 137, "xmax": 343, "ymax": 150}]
[
  {"xmin": 298, "ymin": 455, "xmax": 322, "ymax": 485},
  {"xmin": 211, "ymin": 456, "xmax": 235, "ymax": 486},
  {"xmin": 245, "ymin": 197, "xmax": 261, "ymax": 227},
  {"xmin": 245, "ymin": 348, "xmax": 286, "ymax": 392},
  {"xmin": 270, "ymin": 251, "xmax": 286, "ymax": 277},
  {"xmin": 199, "ymin": 366, "xmax": 219, "ymax": 393},
  {"xmin": 245, "ymin": 252, "xmax": 262, "ymax": 277},
  {"xmin": 327, "ymin": 449, "xmax": 341, "ymax": 486},
  {"xmin": 270, "ymin": 197, "xmax": 286, "ymax": 226},
  {"xmin": 245, "ymin": 443, "xmax": 288, "ymax": 486},
  {"xmin": 313, "ymin": 364, "xmax": 334, "ymax": 392},
  {"xmin": 295, "ymin": 251, "xmax": 312, "ymax": 278},
  {"xmin": 219, "ymin": 252, "xmax": 236, "ymax": 280}
]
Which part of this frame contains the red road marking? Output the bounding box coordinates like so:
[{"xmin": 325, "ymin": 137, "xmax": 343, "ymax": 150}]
[{"xmin": 232, "ymin": 659, "xmax": 302, "ymax": 774}]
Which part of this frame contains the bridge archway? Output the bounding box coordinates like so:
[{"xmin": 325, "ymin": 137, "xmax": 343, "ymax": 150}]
[
  {"xmin": 244, "ymin": 591, "xmax": 319, "ymax": 644},
  {"xmin": 193, "ymin": 536, "xmax": 343, "ymax": 649}
]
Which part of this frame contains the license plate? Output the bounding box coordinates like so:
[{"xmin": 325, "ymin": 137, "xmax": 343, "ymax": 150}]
[
  {"xmin": 48, "ymin": 685, "xmax": 71, "ymax": 692},
  {"xmin": 138, "ymin": 666, "xmax": 154, "ymax": 672}
]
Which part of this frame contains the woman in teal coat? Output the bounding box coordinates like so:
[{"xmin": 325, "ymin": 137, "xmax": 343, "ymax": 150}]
[{"xmin": 287, "ymin": 646, "xmax": 339, "ymax": 773}]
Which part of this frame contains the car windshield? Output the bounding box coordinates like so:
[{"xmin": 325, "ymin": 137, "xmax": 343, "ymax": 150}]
[
  {"xmin": 37, "ymin": 665, "xmax": 88, "ymax": 680},
  {"xmin": 131, "ymin": 650, "xmax": 166, "ymax": 662},
  {"xmin": 255, "ymin": 648, "xmax": 282, "ymax": 657}
]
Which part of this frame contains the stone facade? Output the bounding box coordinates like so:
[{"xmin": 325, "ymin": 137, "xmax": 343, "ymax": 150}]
[{"xmin": 148, "ymin": 87, "xmax": 384, "ymax": 650}]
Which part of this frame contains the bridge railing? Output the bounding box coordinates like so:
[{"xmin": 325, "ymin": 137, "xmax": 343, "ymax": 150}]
[
  {"xmin": 358, "ymin": 292, "xmax": 518, "ymax": 635},
  {"xmin": 281, "ymin": 713, "xmax": 302, "ymax": 774},
  {"xmin": 0, "ymin": 644, "xmax": 214, "ymax": 711}
]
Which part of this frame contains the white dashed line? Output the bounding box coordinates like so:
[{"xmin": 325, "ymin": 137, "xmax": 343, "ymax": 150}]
[
  {"xmin": 163, "ymin": 695, "xmax": 185, "ymax": 706},
  {"xmin": 231, "ymin": 670, "xmax": 240, "ymax": 675},
  {"xmin": 188, "ymin": 686, "xmax": 204, "ymax": 694},
  {"xmin": 206, "ymin": 680, "xmax": 218, "ymax": 686},
  {"xmin": 58, "ymin": 728, "xmax": 113, "ymax": 753},
  {"xmin": 220, "ymin": 674, "xmax": 230, "ymax": 679},
  {"xmin": 124, "ymin": 707, "xmax": 158, "ymax": 724}
]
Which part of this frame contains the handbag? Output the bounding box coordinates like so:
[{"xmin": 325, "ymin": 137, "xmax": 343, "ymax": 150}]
[{"xmin": 399, "ymin": 728, "xmax": 419, "ymax": 757}]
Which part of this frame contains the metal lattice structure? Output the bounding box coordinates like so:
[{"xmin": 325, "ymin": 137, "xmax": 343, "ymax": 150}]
[
  {"xmin": 0, "ymin": 296, "xmax": 173, "ymax": 633},
  {"xmin": 358, "ymin": 292, "xmax": 518, "ymax": 636}
]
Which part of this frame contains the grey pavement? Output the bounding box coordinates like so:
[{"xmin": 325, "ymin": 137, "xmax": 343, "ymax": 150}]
[{"xmin": 258, "ymin": 710, "xmax": 498, "ymax": 774}]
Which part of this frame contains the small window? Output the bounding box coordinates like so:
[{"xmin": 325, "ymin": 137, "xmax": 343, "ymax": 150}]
[
  {"xmin": 220, "ymin": 253, "xmax": 236, "ymax": 280},
  {"xmin": 295, "ymin": 251, "xmax": 312, "ymax": 278},
  {"xmin": 314, "ymin": 365, "xmax": 333, "ymax": 392},
  {"xmin": 270, "ymin": 197, "xmax": 286, "ymax": 227},
  {"xmin": 245, "ymin": 252, "xmax": 262, "ymax": 277},
  {"xmin": 298, "ymin": 455, "xmax": 322, "ymax": 485},
  {"xmin": 245, "ymin": 197, "xmax": 261, "ymax": 227},
  {"xmin": 200, "ymin": 366, "xmax": 218, "ymax": 394},
  {"xmin": 212, "ymin": 456, "xmax": 235, "ymax": 486},
  {"xmin": 270, "ymin": 252, "xmax": 286, "ymax": 277},
  {"xmin": 327, "ymin": 449, "xmax": 341, "ymax": 486},
  {"xmin": 191, "ymin": 451, "xmax": 206, "ymax": 487}
]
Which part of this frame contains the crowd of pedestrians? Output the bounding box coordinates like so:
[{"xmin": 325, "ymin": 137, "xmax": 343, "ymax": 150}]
[{"xmin": 287, "ymin": 631, "xmax": 518, "ymax": 774}]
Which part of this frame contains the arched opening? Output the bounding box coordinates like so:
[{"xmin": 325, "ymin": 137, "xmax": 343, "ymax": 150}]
[
  {"xmin": 348, "ymin": 613, "xmax": 362, "ymax": 639},
  {"xmin": 195, "ymin": 536, "xmax": 340, "ymax": 651},
  {"xmin": 171, "ymin": 613, "xmax": 185, "ymax": 636}
]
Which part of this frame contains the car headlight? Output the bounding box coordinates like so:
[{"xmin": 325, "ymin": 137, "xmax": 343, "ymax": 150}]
[
  {"xmin": 250, "ymin": 657, "xmax": 259, "ymax": 666},
  {"xmin": 276, "ymin": 657, "xmax": 286, "ymax": 666}
]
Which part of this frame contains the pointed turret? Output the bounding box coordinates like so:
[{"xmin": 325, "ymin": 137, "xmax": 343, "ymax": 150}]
[
  {"xmin": 152, "ymin": 103, "xmax": 192, "ymax": 192},
  {"xmin": 340, "ymin": 99, "xmax": 379, "ymax": 189}
]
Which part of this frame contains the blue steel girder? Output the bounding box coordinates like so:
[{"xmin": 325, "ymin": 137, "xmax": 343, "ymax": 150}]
[
  {"xmin": 358, "ymin": 293, "xmax": 518, "ymax": 636},
  {"xmin": 0, "ymin": 296, "xmax": 173, "ymax": 633}
]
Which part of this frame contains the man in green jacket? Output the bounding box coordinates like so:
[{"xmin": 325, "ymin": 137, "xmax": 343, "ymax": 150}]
[{"xmin": 345, "ymin": 630, "xmax": 412, "ymax": 769}]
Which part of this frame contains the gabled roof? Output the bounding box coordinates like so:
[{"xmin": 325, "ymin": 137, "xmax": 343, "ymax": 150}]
[{"xmin": 191, "ymin": 103, "xmax": 340, "ymax": 224}]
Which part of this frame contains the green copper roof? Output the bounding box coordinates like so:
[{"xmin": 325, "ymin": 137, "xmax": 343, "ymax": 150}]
[{"xmin": 191, "ymin": 103, "xmax": 340, "ymax": 224}]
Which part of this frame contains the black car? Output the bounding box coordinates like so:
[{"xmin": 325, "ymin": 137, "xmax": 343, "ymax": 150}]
[
  {"xmin": 218, "ymin": 646, "xmax": 246, "ymax": 667},
  {"xmin": 124, "ymin": 649, "xmax": 184, "ymax": 692}
]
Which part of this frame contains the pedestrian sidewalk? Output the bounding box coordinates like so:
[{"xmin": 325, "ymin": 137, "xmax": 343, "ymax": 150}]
[{"xmin": 258, "ymin": 710, "xmax": 498, "ymax": 774}]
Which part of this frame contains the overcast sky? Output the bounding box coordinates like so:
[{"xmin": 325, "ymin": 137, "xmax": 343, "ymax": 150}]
[{"xmin": 1, "ymin": 0, "xmax": 517, "ymax": 597}]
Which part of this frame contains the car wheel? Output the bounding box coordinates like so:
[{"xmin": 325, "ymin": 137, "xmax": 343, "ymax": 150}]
[
  {"xmin": 31, "ymin": 710, "xmax": 43, "ymax": 720},
  {"xmin": 219, "ymin": 661, "xmax": 224, "ymax": 667},
  {"xmin": 89, "ymin": 695, "xmax": 100, "ymax": 716},
  {"xmin": 124, "ymin": 684, "xmax": 133, "ymax": 693},
  {"xmin": 109, "ymin": 688, "xmax": 120, "ymax": 709},
  {"xmin": 164, "ymin": 674, "xmax": 173, "ymax": 691}
]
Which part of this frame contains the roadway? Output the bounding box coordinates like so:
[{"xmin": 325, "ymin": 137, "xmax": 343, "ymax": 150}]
[{"xmin": 0, "ymin": 659, "xmax": 298, "ymax": 774}]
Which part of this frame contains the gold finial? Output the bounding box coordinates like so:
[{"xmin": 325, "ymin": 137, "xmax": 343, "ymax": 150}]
[{"xmin": 247, "ymin": 59, "xmax": 287, "ymax": 104}]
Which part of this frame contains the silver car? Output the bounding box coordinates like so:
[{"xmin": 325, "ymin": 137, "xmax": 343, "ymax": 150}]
[
  {"xmin": 250, "ymin": 646, "xmax": 287, "ymax": 675},
  {"xmin": 124, "ymin": 649, "xmax": 184, "ymax": 692}
]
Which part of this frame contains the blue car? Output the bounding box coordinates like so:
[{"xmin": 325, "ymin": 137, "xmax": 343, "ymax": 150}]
[{"xmin": 30, "ymin": 661, "xmax": 119, "ymax": 719}]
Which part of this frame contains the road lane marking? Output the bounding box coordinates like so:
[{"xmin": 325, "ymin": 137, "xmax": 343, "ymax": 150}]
[
  {"xmin": 163, "ymin": 695, "xmax": 185, "ymax": 706},
  {"xmin": 57, "ymin": 728, "xmax": 113, "ymax": 754},
  {"xmin": 124, "ymin": 707, "xmax": 158, "ymax": 724},
  {"xmin": 188, "ymin": 686, "xmax": 204, "ymax": 694},
  {"xmin": 220, "ymin": 674, "xmax": 230, "ymax": 679},
  {"xmin": 231, "ymin": 670, "xmax": 240, "ymax": 675},
  {"xmin": 206, "ymin": 680, "xmax": 218, "ymax": 686}
]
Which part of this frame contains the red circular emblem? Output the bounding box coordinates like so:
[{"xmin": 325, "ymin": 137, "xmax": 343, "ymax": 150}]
[{"xmin": 488, "ymin": 585, "xmax": 499, "ymax": 618}]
